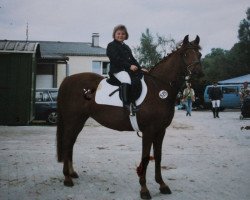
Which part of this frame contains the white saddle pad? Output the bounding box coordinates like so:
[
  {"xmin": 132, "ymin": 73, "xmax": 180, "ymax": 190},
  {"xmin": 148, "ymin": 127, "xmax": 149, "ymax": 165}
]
[{"xmin": 95, "ymin": 77, "xmax": 147, "ymax": 107}]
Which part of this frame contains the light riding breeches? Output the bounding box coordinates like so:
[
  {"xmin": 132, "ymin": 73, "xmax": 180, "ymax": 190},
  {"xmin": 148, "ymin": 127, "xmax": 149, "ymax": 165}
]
[
  {"xmin": 211, "ymin": 100, "xmax": 220, "ymax": 108},
  {"xmin": 113, "ymin": 71, "xmax": 131, "ymax": 84}
]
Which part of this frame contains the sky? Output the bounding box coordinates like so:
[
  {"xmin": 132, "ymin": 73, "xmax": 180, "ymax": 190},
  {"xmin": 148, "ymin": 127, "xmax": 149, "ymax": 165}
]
[{"xmin": 0, "ymin": 0, "xmax": 249, "ymax": 56}]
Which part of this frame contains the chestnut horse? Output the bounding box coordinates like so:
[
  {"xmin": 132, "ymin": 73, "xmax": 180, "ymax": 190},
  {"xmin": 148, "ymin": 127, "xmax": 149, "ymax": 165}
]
[{"xmin": 56, "ymin": 35, "xmax": 202, "ymax": 199}]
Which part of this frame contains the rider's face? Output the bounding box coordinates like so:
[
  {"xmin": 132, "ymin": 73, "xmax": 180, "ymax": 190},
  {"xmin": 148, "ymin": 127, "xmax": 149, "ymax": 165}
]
[{"xmin": 114, "ymin": 30, "xmax": 126, "ymax": 42}]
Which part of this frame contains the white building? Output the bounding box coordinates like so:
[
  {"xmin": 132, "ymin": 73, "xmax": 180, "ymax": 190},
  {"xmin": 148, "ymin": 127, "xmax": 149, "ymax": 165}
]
[
  {"xmin": 37, "ymin": 33, "xmax": 109, "ymax": 88},
  {"xmin": 1, "ymin": 33, "xmax": 110, "ymax": 88}
]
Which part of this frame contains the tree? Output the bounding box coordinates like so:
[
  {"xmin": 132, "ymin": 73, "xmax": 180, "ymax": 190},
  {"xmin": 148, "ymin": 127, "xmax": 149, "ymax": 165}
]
[
  {"xmin": 202, "ymin": 48, "xmax": 230, "ymax": 82},
  {"xmin": 202, "ymin": 7, "xmax": 250, "ymax": 84},
  {"xmin": 157, "ymin": 34, "xmax": 175, "ymax": 57},
  {"xmin": 238, "ymin": 7, "xmax": 250, "ymax": 43},
  {"xmin": 133, "ymin": 29, "xmax": 175, "ymax": 68}
]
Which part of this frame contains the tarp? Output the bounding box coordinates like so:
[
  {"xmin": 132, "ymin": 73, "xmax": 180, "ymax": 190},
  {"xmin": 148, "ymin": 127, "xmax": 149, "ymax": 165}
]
[{"xmin": 218, "ymin": 74, "xmax": 250, "ymax": 84}]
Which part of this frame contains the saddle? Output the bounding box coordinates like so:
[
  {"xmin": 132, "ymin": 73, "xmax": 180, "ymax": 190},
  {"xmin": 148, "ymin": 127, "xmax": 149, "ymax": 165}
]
[
  {"xmin": 107, "ymin": 74, "xmax": 143, "ymax": 103},
  {"xmin": 95, "ymin": 75, "xmax": 147, "ymax": 108}
]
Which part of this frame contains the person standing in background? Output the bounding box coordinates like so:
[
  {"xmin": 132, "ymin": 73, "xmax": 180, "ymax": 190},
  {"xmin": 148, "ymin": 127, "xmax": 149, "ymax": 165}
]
[
  {"xmin": 239, "ymin": 81, "xmax": 250, "ymax": 103},
  {"xmin": 182, "ymin": 82, "xmax": 195, "ymax": 116},
  {"xmin": 209, "ymin": 81, "xmax": 223, "ymax": 118}
]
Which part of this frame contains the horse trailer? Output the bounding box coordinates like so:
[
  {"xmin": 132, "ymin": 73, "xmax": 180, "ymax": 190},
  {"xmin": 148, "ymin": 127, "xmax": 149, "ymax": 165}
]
[{"xmin": 0, "ymin": 41, "xmax": 40, "ymax": 125}]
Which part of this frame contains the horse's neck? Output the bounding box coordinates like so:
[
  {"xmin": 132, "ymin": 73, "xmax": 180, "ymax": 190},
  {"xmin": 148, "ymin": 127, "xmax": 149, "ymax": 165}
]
[{"xmin": 150, "ymin": 55, "xmax": 184, "ymax": 86}]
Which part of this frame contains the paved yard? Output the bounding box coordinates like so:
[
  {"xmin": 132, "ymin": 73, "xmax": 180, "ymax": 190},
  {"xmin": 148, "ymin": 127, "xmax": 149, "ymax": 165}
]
[{"xmin": 0, "ymin": 110, "xmax": 250, "ymax": 200}]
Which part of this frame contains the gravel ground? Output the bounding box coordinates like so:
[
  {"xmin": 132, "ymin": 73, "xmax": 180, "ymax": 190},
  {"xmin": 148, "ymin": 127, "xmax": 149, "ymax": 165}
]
[{"xmin": 0, "ymin": 109, "xmax": 250, "ymax": 200}]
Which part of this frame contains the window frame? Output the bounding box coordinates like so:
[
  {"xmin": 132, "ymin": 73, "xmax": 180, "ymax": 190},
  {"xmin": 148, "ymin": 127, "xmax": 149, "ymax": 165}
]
[{"xmin": 92, "ymin": 61, "xmax": 110, "ymax": 76}]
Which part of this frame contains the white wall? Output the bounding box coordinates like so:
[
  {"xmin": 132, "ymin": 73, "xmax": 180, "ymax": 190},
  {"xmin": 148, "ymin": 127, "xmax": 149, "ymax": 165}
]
[
  {"xmin": 57, "ymin": 55, "xmax": 109, "ymax": 87},
  {"xmin": 57, "ymin": 63, "xmax": 66, "ymax": 87},
  {"xmin": 36, "ymin": 75, "xmax": 53, "ymax": 88}
]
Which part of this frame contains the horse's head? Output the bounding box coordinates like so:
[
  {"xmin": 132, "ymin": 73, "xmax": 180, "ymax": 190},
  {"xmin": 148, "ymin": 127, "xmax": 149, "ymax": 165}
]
[{"xmin": 180, "ymin": 35, "xmax": 203, "ymax": 78}]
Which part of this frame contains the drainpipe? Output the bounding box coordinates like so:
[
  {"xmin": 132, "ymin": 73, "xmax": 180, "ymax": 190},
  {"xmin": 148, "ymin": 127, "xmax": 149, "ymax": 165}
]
[{"xmin": 66, "ymin": 62, "xmax": 69, "ymax": 77}]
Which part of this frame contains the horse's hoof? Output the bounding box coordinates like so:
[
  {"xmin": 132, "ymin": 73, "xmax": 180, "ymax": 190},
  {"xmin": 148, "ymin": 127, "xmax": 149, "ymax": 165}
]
[
  {"xmin": 70, "ymin": 172, "xmax": 79, "ymax": 178},
  {"xmin": 140, "ymin": 191, "xmax": 152, "ymax": 199},
  {"xmin": 64, "ymin": 180, "xmax": 74, "ymax": 187},
  {"xmin": 160, "ymin": 186, "xmax": 172, "ymax": 194}
]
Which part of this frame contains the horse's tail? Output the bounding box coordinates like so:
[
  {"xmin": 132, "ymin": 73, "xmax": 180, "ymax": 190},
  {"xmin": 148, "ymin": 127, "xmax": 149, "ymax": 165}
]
[{"xmin": 56, "ymin": 87, "xmax": 64, "ymax": 163}]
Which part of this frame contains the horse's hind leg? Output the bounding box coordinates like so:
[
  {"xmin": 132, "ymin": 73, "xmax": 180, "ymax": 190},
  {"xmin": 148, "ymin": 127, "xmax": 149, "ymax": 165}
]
[
  {"xmin": 153, "ymin": 129, "xmax": 171, "ymax": 194},
  {"xmin": 63, "ymin": 116, "xmax": 88, "ymax": 187}
]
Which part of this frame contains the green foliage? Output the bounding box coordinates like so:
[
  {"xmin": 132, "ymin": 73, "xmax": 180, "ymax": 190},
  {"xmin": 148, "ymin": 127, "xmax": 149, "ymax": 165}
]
[
  {"xmin": 202, "ymin": 48, "xmax": 230, "ymax": 82},
  {"xmin": 133, "ymin": 28, "xmax": 175, "ymax": 68}
]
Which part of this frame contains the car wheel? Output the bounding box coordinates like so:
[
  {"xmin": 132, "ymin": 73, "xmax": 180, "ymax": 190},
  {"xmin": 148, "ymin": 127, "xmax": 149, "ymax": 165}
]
[{"xmin": 47, "ymin": 111, "xmax": 58, "ymax": 124}]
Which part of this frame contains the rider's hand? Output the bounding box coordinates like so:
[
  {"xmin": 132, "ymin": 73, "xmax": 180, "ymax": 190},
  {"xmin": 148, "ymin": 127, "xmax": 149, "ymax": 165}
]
[{"xmin": 130, "ymin": 65, "xmax": 138, "ymax": 71}]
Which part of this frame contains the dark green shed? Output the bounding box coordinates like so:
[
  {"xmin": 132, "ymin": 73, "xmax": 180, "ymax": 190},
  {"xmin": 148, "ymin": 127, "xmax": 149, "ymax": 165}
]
[{"xmin": 0, "ymin": 40, "xmax": 40, "ymax": 125}]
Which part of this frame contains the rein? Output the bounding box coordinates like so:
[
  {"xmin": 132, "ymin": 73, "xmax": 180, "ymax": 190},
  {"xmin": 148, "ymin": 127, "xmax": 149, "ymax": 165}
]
[{"xmin": 144, "ymin": 72, "xmax": 183, "ymax": 90}]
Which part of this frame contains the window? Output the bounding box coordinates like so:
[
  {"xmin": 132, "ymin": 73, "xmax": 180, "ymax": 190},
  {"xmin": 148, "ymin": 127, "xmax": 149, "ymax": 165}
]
[
  {"xmin": 102, "ymin": 62, "xmax": 110, "ymax": 75},
  {"xmin": 36, "ymin": 91, "xmax": 51, "ymax": 102},
  {"xmin": 92, "ymin": 61, "xmax": 110, "ymax": 76},
  {"xmin": 222, "ymin": 86, "xmax": 238, "ymax": 94}
]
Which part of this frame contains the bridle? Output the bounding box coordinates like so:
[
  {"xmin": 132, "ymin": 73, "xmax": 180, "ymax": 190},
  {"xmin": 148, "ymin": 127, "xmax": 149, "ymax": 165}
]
[{"xmin": 181, "ymin": 47, "xmax": 201, "ymax": 81}]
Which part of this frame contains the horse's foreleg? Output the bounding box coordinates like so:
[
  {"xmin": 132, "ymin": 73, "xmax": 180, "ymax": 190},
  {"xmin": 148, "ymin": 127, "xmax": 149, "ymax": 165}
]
[
  {"xmin": 138, "ymin": 134, "xmax": 153, "ymax": 199},
  {"xmin": 153, "ymin": 130, "xmax": 171, "ymax": 194}
]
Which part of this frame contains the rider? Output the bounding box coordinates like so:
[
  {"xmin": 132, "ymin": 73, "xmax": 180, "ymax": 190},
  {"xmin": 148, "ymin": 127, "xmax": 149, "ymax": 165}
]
[
  {"xmin": 106, "ymin": 24, "xmax": 144, "ymax": 114},
  {"xmin": 209, "ymin": 81, "xmax": 223, "ymax": 118}
]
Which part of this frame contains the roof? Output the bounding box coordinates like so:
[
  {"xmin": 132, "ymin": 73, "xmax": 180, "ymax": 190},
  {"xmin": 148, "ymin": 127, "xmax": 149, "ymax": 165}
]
[
  {"xmin": 39, "ymin": 41, "xmax": 106, "ymax": 58},
  {"xmin": 0, "ymin": 40, "xmax": 106, "ymax": 59},
  {"xmin": 218, "ymin": 74, "xmax": 250, "ymax": 84},
  {"xmin": 0, "ymin": 40, "xmax": 40, "ymax": 55}
]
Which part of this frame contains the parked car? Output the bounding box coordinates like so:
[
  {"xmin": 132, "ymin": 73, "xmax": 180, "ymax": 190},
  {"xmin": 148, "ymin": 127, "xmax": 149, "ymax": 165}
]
[
  {"xmin": 204, "ymin": 84, "xmax": 242, "ymax": 109},
  {"xmin": 34, "ymin": 88, "xmax": 58, "ymax": 124}
]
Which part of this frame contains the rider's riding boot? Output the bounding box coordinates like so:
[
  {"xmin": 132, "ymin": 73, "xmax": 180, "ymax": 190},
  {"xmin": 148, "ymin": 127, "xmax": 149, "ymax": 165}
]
[
  {"xmin": 120, "ymin": 84, "xmax": 139, "ymax": 116},
  {"xmin": 120, "ymin": 83, "xmax": 131, "ymax": 110},
  {"xmin": 212, "ymin": 108, "xmax": 216, "ymax": 118}
]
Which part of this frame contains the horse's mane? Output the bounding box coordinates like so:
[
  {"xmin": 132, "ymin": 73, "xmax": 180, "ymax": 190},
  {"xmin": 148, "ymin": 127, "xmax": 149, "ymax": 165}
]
[{"xmin": 148, "ymin": 40, "xmax": 201, "ymax": 72}]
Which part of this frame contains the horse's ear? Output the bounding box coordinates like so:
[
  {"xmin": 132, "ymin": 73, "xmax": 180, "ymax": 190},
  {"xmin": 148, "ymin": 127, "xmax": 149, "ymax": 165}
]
[
  {"xmin": 183, "ymin": 35, "xmax": 189, "ymax": 45},
  {"xmin": 194, "ymin": 35, "xmax": 200, "ymax": 45}
]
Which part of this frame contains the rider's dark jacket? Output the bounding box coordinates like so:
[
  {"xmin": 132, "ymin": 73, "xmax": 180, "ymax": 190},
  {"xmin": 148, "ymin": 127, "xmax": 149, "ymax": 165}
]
[
  {"xmin": 106, "ymin": 39, "xmax": 141, "ymax": 76},
  {"xmin": 209, "ymin": 86, "xmax": 223, "ymax": 100}
]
